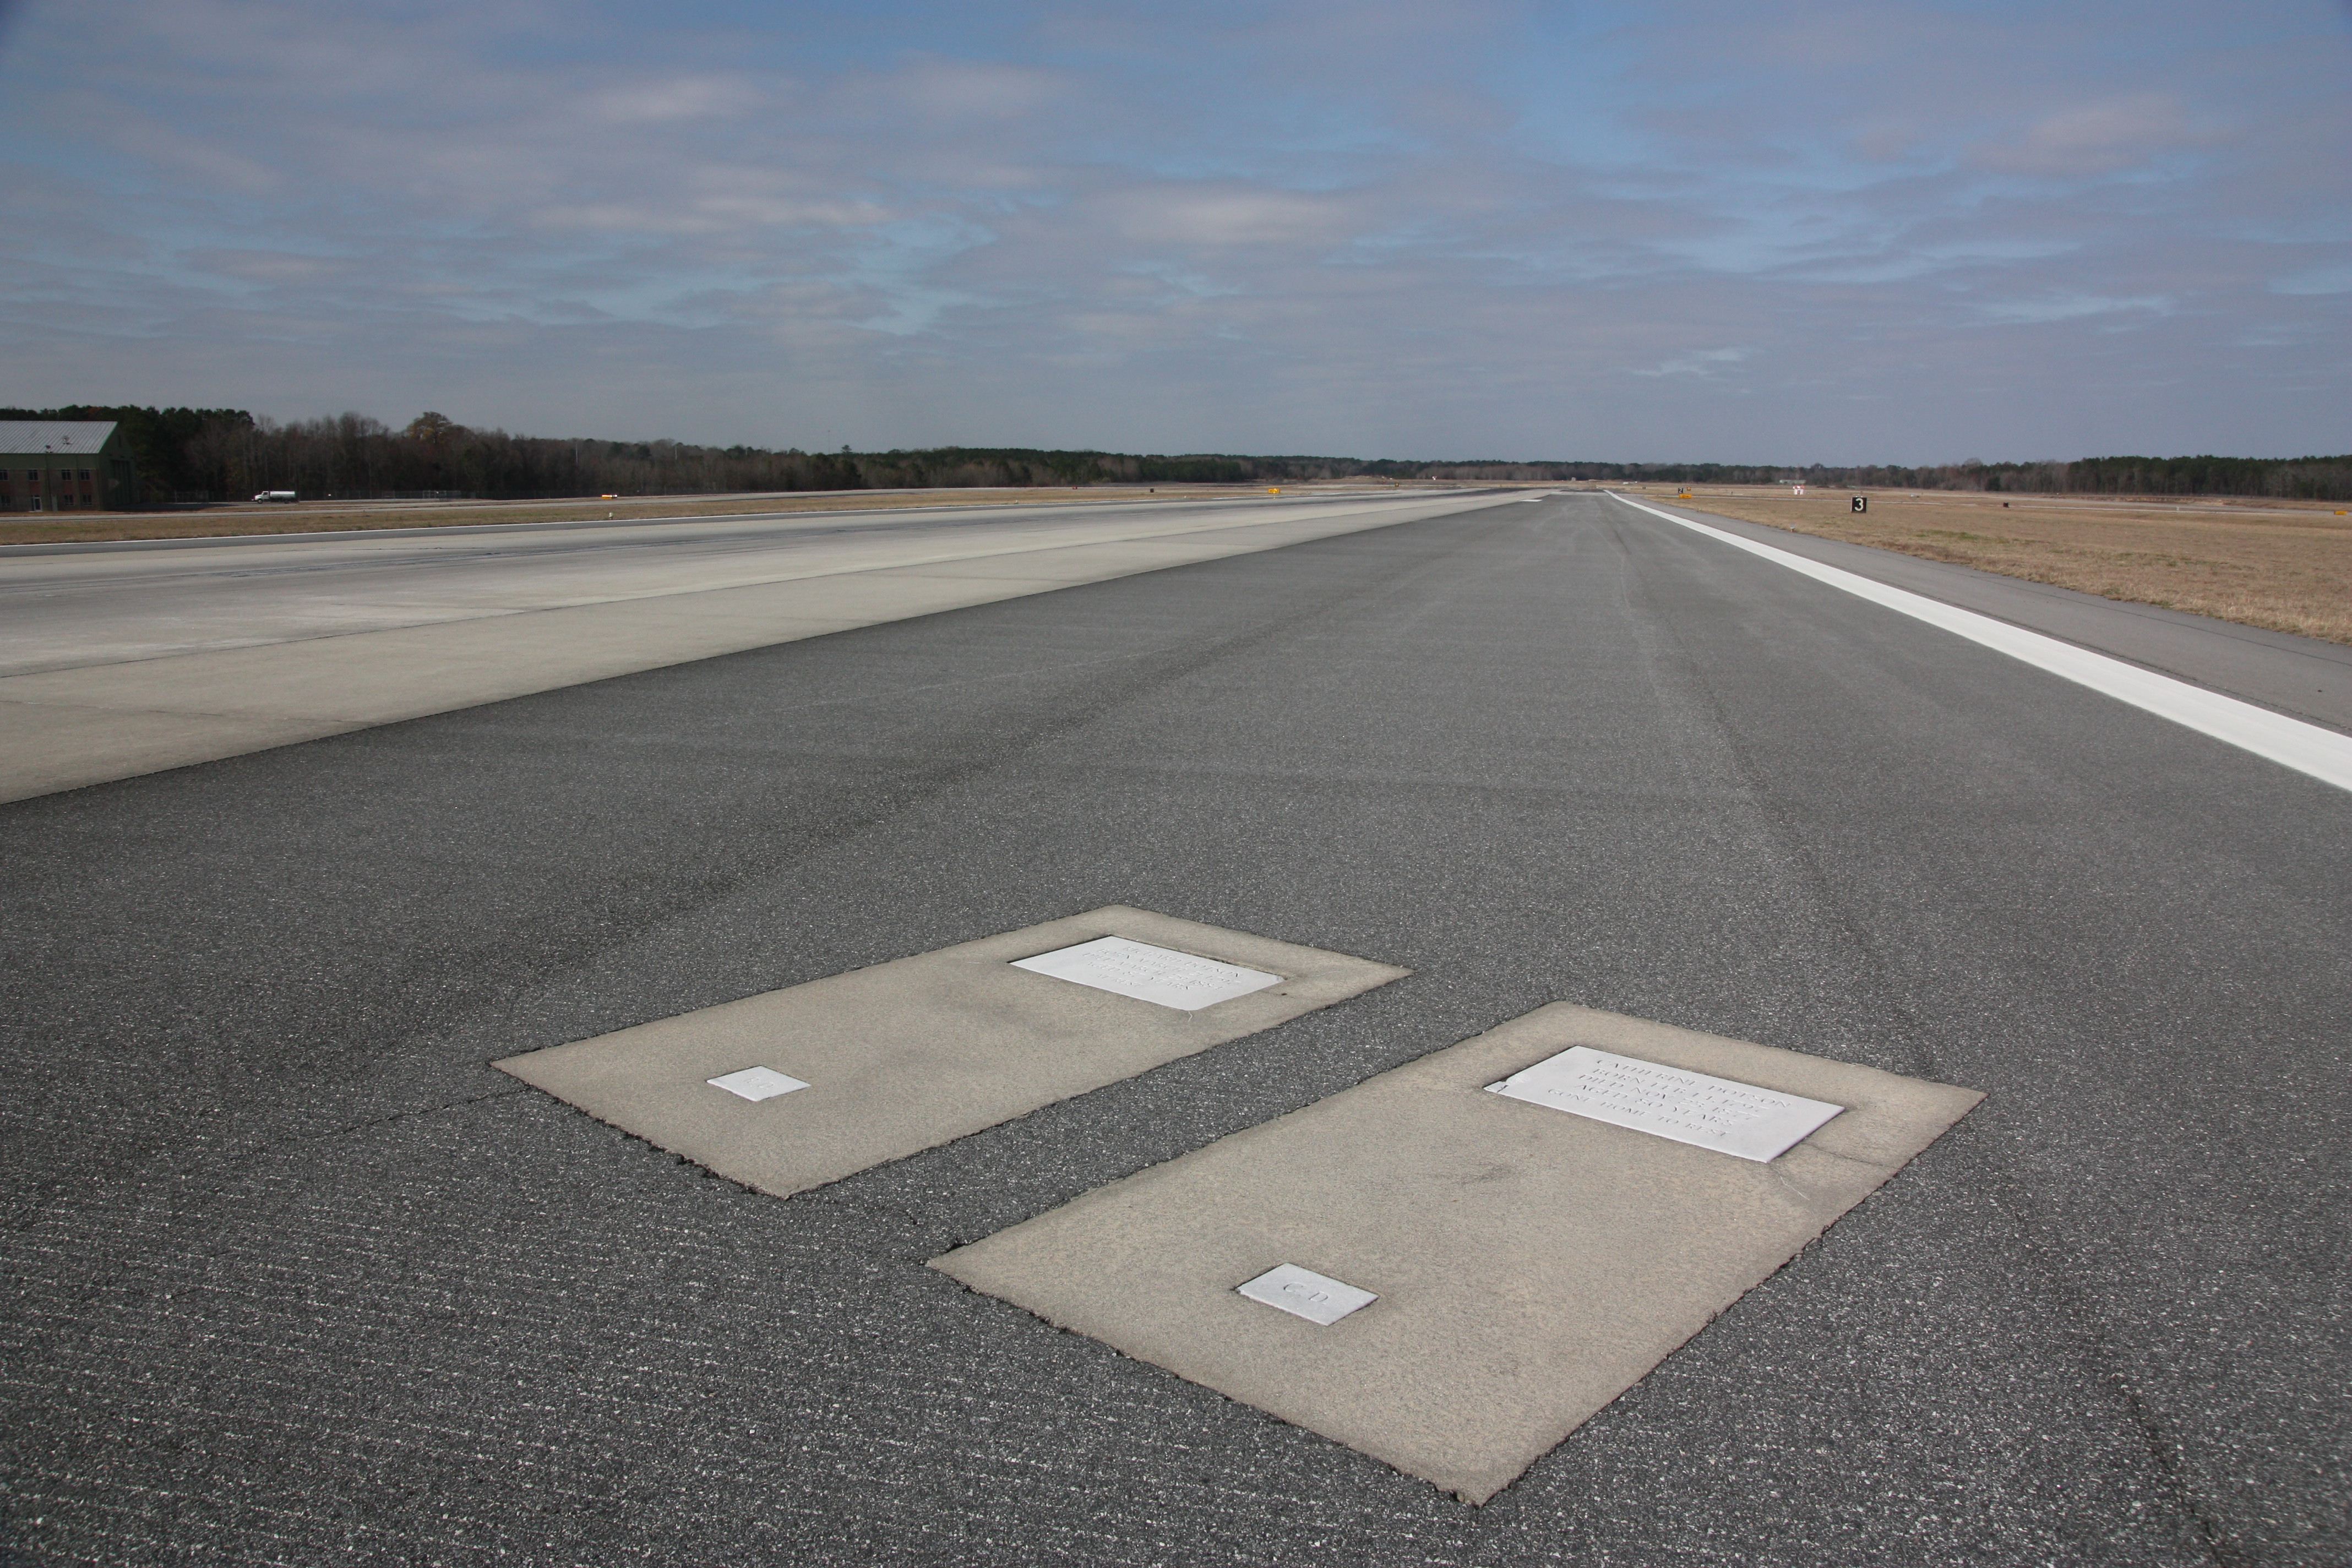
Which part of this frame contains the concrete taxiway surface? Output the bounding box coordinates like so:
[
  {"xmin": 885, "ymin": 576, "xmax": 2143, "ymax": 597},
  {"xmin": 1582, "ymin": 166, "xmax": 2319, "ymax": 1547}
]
[
  {"xmin": 3, "ymin": 491, "xmax": 2345, "ymax": 1564},
  {"xmin": 0, "ymin": 488, "xmax": 1504, "ymax": 802}
]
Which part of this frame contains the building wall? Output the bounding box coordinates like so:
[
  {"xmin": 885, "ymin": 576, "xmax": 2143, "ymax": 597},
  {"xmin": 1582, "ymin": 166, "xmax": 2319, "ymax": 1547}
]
[{"xmin": 0, "ymin": 435, "xmax": 140, "ymax": 511}]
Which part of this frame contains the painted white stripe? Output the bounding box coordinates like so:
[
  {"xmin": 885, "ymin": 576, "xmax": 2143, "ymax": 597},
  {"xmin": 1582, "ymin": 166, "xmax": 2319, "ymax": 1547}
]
[{"xmin": 1607, "ymin": 492, "xmax": 2352, "ymax": 794}]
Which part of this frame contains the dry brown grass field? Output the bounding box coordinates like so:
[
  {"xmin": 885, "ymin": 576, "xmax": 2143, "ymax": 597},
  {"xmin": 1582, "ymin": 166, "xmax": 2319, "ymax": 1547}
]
[
  {"xmin": 0, "ymin": 483, "xmax": 1315, "ymax": 549},
  {"xmin": 1608, "ymin": 484, "xmax": 2352, "ymax": 646}
]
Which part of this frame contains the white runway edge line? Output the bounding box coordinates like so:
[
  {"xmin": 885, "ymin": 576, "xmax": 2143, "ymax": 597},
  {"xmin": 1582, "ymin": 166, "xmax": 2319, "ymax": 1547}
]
[{"xmin": 1607, "ymin": 492, "xmax": 2352, "ymax": 795}]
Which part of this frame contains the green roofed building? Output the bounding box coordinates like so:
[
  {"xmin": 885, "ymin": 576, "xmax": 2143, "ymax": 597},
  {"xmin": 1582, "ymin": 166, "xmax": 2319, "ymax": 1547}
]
[{"xmin": 0, "ymin": 421, "xmax": 140, "ymax": 511}]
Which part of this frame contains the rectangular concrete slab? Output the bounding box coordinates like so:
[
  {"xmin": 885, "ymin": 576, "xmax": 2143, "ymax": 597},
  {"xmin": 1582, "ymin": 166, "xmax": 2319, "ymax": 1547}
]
[
  {"xmin": 495, "ymin": 906, "xmax": 1407, "ymax": 1199},
  {"xmin": 931, "ymin": 1003, "xmax": 1983, "ymax": 1504}
]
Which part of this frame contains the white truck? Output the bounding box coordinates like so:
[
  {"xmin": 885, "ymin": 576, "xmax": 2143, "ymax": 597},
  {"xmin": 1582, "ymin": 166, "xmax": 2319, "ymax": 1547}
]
[{"xmin": 253, "ymin": 490, "xmax": 297, "ymax": 503}]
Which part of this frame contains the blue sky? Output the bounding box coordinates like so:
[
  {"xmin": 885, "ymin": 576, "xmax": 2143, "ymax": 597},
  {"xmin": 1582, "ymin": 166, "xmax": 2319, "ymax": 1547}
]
[{"xmin": 1, "ymin": 0, "xmax": 2345, "ymax": 461}]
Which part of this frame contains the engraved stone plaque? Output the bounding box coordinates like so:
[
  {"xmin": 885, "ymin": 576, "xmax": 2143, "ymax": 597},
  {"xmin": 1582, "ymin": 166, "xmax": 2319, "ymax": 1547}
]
[
  {"xmin": 706, "ymin": 1065, "xmax": 810, "ymax": 1102},
  {"xmin": 1487, "ymin": 1046, "xmax": 1841, "ymax": 1162},
  {"xmin": 1011, "ymin": 935, "xmax": 1282, "ymax": 1012},
  {"xmin": 1237, "ymin": 1264, "xmax": 1376, "ymax": 1326}
]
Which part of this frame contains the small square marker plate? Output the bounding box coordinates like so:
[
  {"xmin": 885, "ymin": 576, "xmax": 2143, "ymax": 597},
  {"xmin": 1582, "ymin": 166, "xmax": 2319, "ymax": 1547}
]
[
  {"xmin": 1237, "ymin": 1264, "xmax": 1376, "ymax": 1326},
  {"xmin": 1487, "ymin": 1046, "xmax": 1841, "ymax": 1162},
  {"xmin": 1012, "ymin": 935, "xmax": 1282, "ymax": 1012},
  {"xmin": 707, "ymin": 1066, "xmax": 810, "ymax": 1102}
]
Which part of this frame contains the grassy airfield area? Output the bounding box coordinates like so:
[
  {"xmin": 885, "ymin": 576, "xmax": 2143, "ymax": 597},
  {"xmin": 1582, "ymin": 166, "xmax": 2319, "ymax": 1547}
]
[{"xmin": 1610, "ymin": 483, "xmax": 2352, "ymax": 646}]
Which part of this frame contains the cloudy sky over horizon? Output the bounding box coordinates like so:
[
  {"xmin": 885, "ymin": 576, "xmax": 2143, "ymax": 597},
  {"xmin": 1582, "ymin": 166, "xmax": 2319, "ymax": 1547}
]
[{"xmin": 2, "ymin": 0, "xmax": 2346, "ymax": 462}]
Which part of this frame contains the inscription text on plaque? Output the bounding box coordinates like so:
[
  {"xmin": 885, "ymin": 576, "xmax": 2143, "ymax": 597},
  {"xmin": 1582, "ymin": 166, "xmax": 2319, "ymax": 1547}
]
[
  {"xmin": 1236, "ymin": 1263, "xmax": 1377, "ymax": 1326},
  {"xmin": 1011, "ymin": 935, "xmax": 1282, "ymax": 1012},
  {"xmin": 1487, "ymin": 1047, "xmax": 1842, "ymax": 1161}
]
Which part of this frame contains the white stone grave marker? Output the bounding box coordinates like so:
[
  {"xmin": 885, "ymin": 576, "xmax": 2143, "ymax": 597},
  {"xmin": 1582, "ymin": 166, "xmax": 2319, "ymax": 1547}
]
[
  {"xmin": 1487, "ymin": 1046, "xmax": 1841, "ymax": 1162},
  {"xmin": 1011, "ymin": 935, "xmax": 1282, "ymax": 1012}
]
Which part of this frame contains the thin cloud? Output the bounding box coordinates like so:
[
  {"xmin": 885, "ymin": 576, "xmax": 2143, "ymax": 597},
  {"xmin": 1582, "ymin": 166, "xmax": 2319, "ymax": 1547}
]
[
  {"xmin": 180, "ymin": 249, "xmax": 352, "ymax": 284},
  {"xmin": 1974, "ymin": 293, "xmax": 2174, "ymax": 325},
  {"xmin": 1975, "ymin": 94, "xmax": 2222, "ymax": 177},
  {"xmin": 1102, "ymin": 187, "xmax": 1357, "ymax": 248},
  {"xmin": 1628, "ymin": 346, "xmax": 1752, "ymax": 378},
  {"xmin": 589, "ymin": 76, "xmax": 768, "ymax": 125}
]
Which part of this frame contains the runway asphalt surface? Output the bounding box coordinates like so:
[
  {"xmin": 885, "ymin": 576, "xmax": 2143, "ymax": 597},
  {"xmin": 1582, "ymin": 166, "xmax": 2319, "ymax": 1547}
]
[{"xmin": 4, "ymin": 491, "xmax": 2346, "ymax": 1564}]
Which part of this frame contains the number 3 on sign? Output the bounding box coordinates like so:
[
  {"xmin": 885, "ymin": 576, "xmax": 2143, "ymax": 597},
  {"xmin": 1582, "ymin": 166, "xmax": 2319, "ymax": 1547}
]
[{"xmin": 1851, "ymin": 496, "xmax": 1868, "ymax": 513}]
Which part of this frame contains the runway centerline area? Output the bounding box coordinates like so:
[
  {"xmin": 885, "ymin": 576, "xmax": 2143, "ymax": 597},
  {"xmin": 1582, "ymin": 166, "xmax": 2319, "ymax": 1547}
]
[{"xmin": 4, "ymin": 492, "xmax": 2344, "ymax": 1566}]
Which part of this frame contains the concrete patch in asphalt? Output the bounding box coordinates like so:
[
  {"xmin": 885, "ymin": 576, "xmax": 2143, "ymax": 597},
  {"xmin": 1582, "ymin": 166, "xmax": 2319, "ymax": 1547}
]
[
  {"xmin": 496, "ymin": 906, "xmax": 1408, "ymax": 1199},
  {"xmin": 931, "ymin": 1003, "xmax": 1982, "ymax": 1504}
]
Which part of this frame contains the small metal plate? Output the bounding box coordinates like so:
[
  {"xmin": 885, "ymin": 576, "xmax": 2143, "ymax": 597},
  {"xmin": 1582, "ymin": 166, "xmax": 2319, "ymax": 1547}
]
[
  {"xmin": 1487, "ymin": 1046, "xmax": 1841, "ymax": 1162},
  {"xmin": 706, "ymin": 1066, "xmax": 810, "ymax": 1102},
  {"xmin": 1237, "ymin": 1264, "xmax": 1377, "ymax": 1326},
  {"xmin": 1011, "ymin": 935, "xmax": 1282, "ymax": 1012}
]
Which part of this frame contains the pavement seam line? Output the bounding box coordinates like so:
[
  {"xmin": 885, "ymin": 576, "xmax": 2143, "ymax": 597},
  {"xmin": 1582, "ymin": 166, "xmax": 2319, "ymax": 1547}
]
[{"xmin": 1607, "ymin": 491, "xmax": 2352, "ymax": 794}]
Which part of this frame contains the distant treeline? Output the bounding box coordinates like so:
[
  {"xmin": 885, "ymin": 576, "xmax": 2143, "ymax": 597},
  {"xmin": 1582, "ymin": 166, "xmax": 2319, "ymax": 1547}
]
[
  {"xmin": 12, "ymin": 406, "xmax": 2349, "ymax": 503},
  {"xmin": 1418, "ymin": 456, "xmax": 2352, "ymax": 499}
]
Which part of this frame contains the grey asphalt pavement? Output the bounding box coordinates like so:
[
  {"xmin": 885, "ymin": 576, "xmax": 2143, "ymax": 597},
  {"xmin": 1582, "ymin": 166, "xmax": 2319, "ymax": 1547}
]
[
  {"xmin": 1657, "ymin": 499, "xmax": 2352, "ymax": 734},
  {"xmin": 4, "ymin": 492, "xmax": 2345, "ymax": 1565}
]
